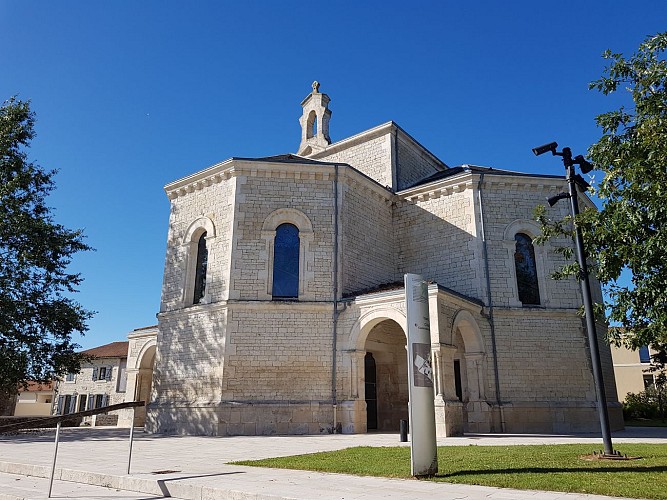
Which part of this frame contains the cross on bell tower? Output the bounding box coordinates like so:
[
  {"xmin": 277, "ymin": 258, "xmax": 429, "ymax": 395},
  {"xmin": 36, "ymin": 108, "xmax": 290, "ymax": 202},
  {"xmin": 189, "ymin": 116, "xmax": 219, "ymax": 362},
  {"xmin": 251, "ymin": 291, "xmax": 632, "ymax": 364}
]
[{"xmin": 297, "ymin": 81, "xmax": 332, "ymax": 156}]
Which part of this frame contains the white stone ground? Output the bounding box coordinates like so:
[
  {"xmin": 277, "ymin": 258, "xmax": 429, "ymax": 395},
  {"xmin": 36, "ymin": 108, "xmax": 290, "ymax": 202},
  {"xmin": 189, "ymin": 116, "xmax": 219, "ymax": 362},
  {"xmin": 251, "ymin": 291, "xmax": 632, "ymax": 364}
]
[{"xmin": 0, "ymin": 427, "xmax": 664, "ymax": 499}]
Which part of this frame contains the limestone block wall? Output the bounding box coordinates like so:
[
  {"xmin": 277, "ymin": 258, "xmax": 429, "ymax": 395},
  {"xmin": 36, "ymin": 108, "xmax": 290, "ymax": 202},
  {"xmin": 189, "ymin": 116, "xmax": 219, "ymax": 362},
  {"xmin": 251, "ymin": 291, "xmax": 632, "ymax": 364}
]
[
  {"xmin": 161, "ymin": 176, "xmax": 236, "ymax": 310},
  {"xmin": 395, "ymin": 185, "xmax": 479, "ymax": 297},
  {"xmin": 231, "ymin": 171, "xmax": 335, "ymax": 301},
  {"xmin": 314, "ymin": 133, "xmax": 394, "ymax": 188},
  {"xmin": 597, "ymin": 322, "xmax": 620, "ymax": 406},
  {"xmin": 492, "ymin": 310, "xmax": 594, "ymax": 402},
  {"xmin": 152, "ymin": 307, "xmax": 227, "ymax": 405},
  {"xmin": 340, "ymin": 177, "xmax": 396, "ymax": 294},
  {"xmin": 223, "ymin": 304, "xmax": 332, "ymax": 401},
  {"xmin": 477, "ymin": 177, "xmax": 581, "ymax": 309},
  {"xmin": 395, "ymin": 133, "xmax": 443, "ymax": 190}
]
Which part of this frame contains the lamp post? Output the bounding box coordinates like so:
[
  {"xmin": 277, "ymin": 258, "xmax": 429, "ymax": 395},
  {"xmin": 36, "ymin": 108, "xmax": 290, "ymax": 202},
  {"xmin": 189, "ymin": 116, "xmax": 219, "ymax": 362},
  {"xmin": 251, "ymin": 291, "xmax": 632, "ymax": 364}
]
[{"xmin": 533, "ymin": 142, "xmax": 614, "ymax": 456}]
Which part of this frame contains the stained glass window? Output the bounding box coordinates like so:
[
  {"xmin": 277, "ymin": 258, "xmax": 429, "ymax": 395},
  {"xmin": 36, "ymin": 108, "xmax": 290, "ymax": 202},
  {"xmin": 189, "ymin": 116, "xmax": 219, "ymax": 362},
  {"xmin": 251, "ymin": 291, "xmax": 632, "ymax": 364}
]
[
  {"xmin": 193, "ymin": 231, "xmax": 208, "ymax": 304},
  {"xmin": 272, "ymin": 223, "xmax": 299, "ymax": 299},
  {"xmin": 514, "ymin": 233, "xmax": 540, "ymax": 305}
]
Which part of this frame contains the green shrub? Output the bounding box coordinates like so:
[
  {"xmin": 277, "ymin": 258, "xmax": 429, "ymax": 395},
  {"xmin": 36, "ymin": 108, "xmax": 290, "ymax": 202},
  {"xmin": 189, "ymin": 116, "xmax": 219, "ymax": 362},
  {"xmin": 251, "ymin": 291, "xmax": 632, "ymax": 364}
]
[
  {"xmin": 624, "ymin": 390, "xmax": 658, "ymax": 419},
  {"xmin": 623, "ymin": 377, "xmax": 666, "ymax": 421}
]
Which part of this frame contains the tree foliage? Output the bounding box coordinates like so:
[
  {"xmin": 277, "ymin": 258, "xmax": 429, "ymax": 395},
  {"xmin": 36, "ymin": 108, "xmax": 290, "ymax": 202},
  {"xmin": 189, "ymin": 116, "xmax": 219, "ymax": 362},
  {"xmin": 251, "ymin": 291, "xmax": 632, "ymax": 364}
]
[
  {"xmin": 0, "ymin": 97, "xmax": 93, "ymax": 395},
  {"xmin": 537, "ymin": 33, "xmax": 667, "ymax": 356}
]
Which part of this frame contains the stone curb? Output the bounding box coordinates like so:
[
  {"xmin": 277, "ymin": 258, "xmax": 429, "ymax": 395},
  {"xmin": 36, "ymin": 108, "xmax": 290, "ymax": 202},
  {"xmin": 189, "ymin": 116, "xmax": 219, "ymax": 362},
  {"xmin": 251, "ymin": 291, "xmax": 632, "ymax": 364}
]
[{"xmin": 0, "ymin": 461, "xmax": 294, "ymax": 500}]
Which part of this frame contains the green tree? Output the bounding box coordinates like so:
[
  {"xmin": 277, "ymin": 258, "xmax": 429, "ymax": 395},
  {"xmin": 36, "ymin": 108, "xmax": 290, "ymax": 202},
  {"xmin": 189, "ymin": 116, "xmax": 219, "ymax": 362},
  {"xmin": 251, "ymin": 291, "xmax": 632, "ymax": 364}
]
[
  {"xmin": 0, "ymin": 97, "xmax": 93, "ymax": 404},
  {"xmin": 537, "ymin": 33, "xmax": 667, "ymax": 357}
]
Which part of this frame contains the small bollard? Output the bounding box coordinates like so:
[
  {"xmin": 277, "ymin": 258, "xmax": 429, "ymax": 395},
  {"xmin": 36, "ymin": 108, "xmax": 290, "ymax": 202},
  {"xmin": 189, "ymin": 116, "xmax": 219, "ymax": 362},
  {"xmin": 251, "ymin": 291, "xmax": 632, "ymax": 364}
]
[{"xmin": 399, "ymin": 419, "xmax": 408, "ymax": 442}]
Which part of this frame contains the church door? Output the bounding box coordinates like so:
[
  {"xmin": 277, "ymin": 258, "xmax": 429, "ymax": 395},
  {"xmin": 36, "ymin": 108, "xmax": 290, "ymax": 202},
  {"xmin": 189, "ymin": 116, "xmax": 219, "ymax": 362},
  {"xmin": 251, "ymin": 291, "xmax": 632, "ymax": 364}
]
[{"xmin": 364, "ymin": 352, "xmax": 378, "ymax": 430}]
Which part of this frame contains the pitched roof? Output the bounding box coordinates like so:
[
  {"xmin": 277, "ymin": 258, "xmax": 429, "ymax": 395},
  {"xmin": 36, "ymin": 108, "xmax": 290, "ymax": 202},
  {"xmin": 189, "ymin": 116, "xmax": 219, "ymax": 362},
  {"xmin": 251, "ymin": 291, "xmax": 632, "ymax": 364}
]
[
  {"xmin": 404, "ymin": 164, "xmax": 566, "ymax": 190},
  {"xmin": 83, "ymin": 341, "xmax": 129, "ymax": 358},
  {"xmin": 23, "ymin": 381, "xmax": 54, "ymax": 392},
  {"xmin": 234, "ymin": 154, "xmax": 342, "ymax": 165}
]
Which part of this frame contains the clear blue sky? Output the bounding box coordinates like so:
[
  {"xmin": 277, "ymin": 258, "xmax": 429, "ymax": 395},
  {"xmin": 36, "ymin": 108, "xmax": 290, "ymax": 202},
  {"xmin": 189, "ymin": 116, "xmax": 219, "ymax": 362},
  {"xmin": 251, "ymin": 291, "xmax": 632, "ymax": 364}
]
[{"xmin": 1, "ymin": 2, "xmax": 664, "ymax": 349}]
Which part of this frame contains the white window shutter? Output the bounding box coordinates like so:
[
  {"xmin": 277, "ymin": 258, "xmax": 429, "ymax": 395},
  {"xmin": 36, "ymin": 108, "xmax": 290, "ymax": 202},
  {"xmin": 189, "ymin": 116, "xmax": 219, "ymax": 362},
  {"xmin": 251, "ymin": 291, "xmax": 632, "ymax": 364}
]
[
  {"xmin": 102, "ymin": 394, "xmax": 109, "ymax": 407},
  {"xmin": 92, "ymin": 367, "xmax": 98, "ymax": 381},
  {"xmin": 105, "ymin": 366, "xmax": 112, "ymax": 381},
  {"xmin": 87, "ymin": 394, "xmax": 94, "ymax": 410}
]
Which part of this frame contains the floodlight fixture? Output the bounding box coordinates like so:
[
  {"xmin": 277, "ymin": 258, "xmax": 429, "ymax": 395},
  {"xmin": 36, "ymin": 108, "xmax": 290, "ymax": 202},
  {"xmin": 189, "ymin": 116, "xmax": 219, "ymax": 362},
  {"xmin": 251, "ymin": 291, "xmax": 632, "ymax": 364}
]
[
  {"xmin": 573, "ymin": 155, "xmax": 594, "ymax": 174},
  {"xmin": 547, "ymin": 192, "xmax": 570, "ymax": 207}
]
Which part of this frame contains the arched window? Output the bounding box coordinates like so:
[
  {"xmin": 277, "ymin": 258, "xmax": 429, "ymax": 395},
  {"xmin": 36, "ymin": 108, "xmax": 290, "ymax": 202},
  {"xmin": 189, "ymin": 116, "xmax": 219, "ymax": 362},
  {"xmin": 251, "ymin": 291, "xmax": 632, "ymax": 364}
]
[
  {"xmin": 514, "ymin": 233, "xmax": 540, "ymax": 305},
  {"xmin": 272, "ymin": 223, "xmax": 299, "ymax": 299},
  {"xmin": 193, "ymin": 231, "xmax": 208, "ymax": 304}
]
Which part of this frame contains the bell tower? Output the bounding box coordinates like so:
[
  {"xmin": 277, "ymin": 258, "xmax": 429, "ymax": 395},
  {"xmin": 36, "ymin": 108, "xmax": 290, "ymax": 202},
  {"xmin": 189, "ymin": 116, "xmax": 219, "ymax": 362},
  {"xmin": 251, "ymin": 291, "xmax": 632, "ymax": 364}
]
[{"xmin": 297, "ymin": 81, "xmax": 332, "ymax": 156}]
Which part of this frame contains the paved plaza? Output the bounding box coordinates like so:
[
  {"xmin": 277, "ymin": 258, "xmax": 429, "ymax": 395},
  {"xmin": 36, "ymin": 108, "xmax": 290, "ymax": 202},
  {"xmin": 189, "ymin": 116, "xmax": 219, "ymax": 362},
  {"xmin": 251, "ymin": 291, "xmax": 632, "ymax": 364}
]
[{"xmin": 0, "ymin": 427, "xmax": 665, "ymax": 499}]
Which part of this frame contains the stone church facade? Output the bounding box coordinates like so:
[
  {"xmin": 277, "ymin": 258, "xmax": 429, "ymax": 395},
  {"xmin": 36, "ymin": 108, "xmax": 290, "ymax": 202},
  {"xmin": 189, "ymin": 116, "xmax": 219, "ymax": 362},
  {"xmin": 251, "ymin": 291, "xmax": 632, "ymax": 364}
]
[{"xmin": 145, "ymin": 83, "xmax": 623, "ymax": 436}]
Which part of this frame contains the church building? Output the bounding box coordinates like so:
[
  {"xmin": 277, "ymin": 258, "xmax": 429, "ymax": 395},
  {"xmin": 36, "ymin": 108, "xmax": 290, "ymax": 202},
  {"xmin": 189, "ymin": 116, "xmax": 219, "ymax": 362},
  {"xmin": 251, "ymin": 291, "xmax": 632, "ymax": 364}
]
[{"xmin": 141, "ymin": 83, "xmax": 623, "ymax": 436}]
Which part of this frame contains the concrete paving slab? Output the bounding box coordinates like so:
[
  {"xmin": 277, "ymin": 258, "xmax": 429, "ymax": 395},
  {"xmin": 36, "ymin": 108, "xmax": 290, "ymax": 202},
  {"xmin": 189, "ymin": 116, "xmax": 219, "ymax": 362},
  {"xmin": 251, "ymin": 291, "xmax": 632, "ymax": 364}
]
[
  {"xmin": 0, "ymin": 470, "xmax": 180, "ymax": 500},
  {"xmin": 0, "ymin": 426, "xmax": 664, "ymax": 500}
]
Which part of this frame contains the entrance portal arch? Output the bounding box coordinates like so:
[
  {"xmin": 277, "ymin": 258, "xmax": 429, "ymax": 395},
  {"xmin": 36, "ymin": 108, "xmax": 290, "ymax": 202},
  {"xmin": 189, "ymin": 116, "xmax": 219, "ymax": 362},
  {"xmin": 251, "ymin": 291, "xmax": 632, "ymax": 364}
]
[
  {"xmin": 133, "ymin": 343, "xmax": 156, "ymax": 427},
  {"xmin": 357, "ymin": 314, "xmax": 409, "ymax": 432},
  {"xmin": 451, "ymin": 309, "xmax": 488, "ymax": 432}
]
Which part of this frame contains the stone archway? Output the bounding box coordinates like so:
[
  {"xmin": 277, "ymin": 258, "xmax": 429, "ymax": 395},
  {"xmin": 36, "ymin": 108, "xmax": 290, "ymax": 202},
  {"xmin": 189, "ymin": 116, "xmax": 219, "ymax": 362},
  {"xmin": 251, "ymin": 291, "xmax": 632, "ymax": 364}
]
[
  {"xmin": 362, "ymin": 319, "xmax": 409, "ymax": 432},
  {"xmin": 134, "ymin": 344, "xmax": 156, "ymax": 427},
  {"xmin": 451, "ymin": 310, "xmax": 489, "ymax": 433}
]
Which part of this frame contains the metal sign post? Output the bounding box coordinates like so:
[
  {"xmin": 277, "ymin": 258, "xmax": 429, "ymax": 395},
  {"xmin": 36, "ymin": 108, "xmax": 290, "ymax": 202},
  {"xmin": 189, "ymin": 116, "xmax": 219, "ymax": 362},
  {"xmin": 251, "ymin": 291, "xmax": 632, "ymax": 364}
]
[
  {"xmin": 127, "ymin": 407, "xmax": 136, "ymax": 474},
  {"xmin": 47, "ymin": 422, "xmax": 61, "ymax": 498},
  {"xmin": 404, "ymin": 273, "xmax": 438, "ymax": 477}
]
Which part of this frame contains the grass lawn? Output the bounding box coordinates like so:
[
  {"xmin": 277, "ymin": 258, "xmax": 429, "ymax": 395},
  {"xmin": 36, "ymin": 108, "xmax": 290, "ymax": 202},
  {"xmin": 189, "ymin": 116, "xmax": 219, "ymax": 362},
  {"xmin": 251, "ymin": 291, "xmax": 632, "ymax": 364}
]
[{"xmin": 232, "ymin": 444, "xmax": 667, "ymax": 499}]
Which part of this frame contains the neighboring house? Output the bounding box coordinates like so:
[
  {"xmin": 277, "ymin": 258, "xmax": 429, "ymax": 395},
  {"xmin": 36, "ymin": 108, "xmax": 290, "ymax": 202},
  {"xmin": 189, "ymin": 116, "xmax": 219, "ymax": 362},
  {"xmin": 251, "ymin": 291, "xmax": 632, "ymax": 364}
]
[
  {"xmin": 55, "ymin": 341, "xmax": 129, "ymax": 426},
  {"xmin": 611, "ymin": 344, "xmax": 665, "ymax": 402},
  {"xmin": 145, "ymin": 83, "xmax": 623, "ymax": 437},
  {"xmin": 13, "ymin": 381, "xmax": 55, "ymax": 417}
]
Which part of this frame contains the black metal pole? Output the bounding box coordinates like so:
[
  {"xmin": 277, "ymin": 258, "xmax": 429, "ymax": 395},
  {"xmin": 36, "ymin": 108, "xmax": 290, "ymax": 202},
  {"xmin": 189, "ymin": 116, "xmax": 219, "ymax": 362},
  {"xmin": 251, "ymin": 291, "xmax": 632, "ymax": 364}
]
[{"xmin": 565, "ymin": 160, "xmax": 614, "ymax": 455}]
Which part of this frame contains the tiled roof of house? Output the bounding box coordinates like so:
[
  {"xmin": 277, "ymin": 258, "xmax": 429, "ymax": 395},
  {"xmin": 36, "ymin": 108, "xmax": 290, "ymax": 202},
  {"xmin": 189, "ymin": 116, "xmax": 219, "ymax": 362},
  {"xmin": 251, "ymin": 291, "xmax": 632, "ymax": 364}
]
[
  {"xmin": 83, "ymin": 341, "xmax": 129, "ymax": 359},
  {"xmin": 23, "ymin": 381, "xmax": 53, "ymax": 392}
]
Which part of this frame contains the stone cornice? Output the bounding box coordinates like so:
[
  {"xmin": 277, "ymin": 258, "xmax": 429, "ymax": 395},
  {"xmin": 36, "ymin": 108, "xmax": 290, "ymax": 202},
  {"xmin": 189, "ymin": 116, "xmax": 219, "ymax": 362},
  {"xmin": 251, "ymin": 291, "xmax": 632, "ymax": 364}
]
[
  {"xmin": 491, "ymin": 306, "xmax": 582, "ymax": 318},
  {"xmin": 164, "ymin": 158, "xmax": 393, "ymax": 204},
  {"xmin": 398, "ymin": 173, "xmax": 474, "ymax": 203},
  {"xmin": 353, "ymin": 283, "xmax": 481, "ymax": 310},
  {"xmin": 127, "ymin": 328, "xmax": 157, "ymax": 340},
  {"xmin": 158, "ymin": 300, "xmax": 335, "ymax": 316},
  {"xmin": 475, "ymin": 171, "xmax": 570, "ymax": 194},
  {"xmin": 476, "ymin": 172, "xmax": 597, "ymax": 209},
  {"xmin": 396, "ymin": 169, "xmax": 597, "ymax": 210}
]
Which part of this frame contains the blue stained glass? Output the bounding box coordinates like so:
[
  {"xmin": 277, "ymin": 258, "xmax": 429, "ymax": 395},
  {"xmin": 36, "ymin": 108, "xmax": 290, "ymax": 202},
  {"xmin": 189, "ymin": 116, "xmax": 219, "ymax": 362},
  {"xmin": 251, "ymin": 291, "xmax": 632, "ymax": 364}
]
[
  {"xmin": 273, "ymin": 223, "xmax": 299, "ymax": 299},
  {"xmin": 514, "ymin": 233, "xmax": 540, "ymax": 305}
]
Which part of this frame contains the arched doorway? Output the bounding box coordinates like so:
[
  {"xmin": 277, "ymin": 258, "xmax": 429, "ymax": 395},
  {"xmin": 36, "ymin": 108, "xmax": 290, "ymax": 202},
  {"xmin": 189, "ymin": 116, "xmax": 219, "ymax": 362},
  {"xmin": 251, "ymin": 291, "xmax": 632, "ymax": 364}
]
[
  {"xmin": 134, "ymin": 345, "xmax": 155, "ymax": 427},
  {"xmin": 363, "ymin": 319, "xmax": 408, "ymax": 432},
  {"xmin": 451, "ymin": 310, "xmax": 487, "ymax": 433}
]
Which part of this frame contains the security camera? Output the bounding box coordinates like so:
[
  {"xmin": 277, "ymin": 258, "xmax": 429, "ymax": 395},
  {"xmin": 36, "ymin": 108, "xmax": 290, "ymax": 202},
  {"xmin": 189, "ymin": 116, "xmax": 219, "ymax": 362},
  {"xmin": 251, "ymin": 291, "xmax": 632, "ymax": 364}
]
[{"xmin": 532, "ymin": 142, "xmax": 558, "ymax": 156}]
